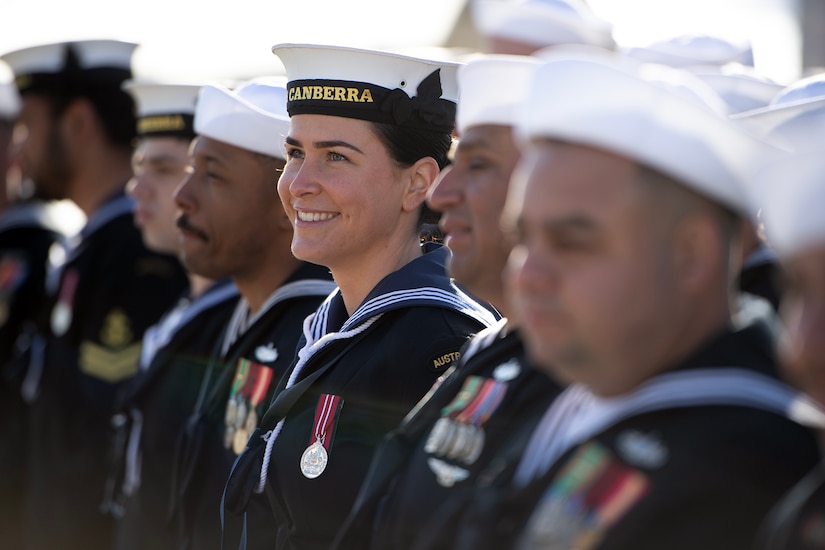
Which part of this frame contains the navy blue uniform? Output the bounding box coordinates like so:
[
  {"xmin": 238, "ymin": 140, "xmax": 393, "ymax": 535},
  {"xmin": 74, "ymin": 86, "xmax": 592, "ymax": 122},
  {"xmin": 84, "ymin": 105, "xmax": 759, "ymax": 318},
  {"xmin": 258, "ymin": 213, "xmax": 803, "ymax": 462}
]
[
  {"xmin": 0, "ymin": 199, "xmax": 80, "ymax": 550},
  {"xmin": 333, "ymin": 319, "xmax": 562, "ymax": 550},
  {"xmin": 755, "ymin": 462, "xmax": 825, "ymax": 550},
  {"xmin": 441, "ymin": 317, "xmax": 821, "ymax": 550},
  {"xmin": 22, "ymin": 193, "xmax": 188, "ymax": 550},
  {"xmin": 109, "ymin": 279, "xmax": 240, "ymax": 550},
  {"xmin": 223, "ymin": 245, "xmax": 499, "ymax": 550},
  {"xmin": 171, "ymin": 262, "xmax": 336, "ymax": 550}
]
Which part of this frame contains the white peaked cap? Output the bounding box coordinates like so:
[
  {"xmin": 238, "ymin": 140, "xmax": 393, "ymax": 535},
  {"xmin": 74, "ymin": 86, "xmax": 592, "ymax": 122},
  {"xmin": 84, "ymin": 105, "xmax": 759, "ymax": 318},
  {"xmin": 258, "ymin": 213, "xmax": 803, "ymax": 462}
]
[
  {"xmin": 456, "ymin": 54, "xmax": 543, "ymax": 134},
  {"xmin": 194, "ymin": 76, "xmax": 290, "ymax": 159},
  {"xmin": 517, "ymin": 50, "xmax": 780, "ymax": 214},
  {"xmin": 123, "ymin": 81, "xmax": 201, "ymax": 137},
  {"xmin": 751, "ymin": 150, "xmax": 825, "ymax": 257},
  {"xmin": 624, "ymin": 34, "xmax": 754, "ymax": 69},
  {"xmin": 0, "ymin": 61, "xmax": 20, "ymax": 120},
  {"xmin": 694, "ymin": 68, "xmax": 783, "ymax": 114},
  {"xmin": 123, "ymin": 81, "xmax": 200, "ymax": 118},
  {"xmin": 272, "ymin": 43, "xmax": 460, "ymax": 133},
  {"xmin": 732, "ymin": 72, "xmax": 825, "ymax": 152},
  {"xmin": 472, "ymin": 0, "xmax": 616, "ymax": 50},
  {"xmin": 1, "ymin": 39, "xmax": 136, "ymax": 93}
]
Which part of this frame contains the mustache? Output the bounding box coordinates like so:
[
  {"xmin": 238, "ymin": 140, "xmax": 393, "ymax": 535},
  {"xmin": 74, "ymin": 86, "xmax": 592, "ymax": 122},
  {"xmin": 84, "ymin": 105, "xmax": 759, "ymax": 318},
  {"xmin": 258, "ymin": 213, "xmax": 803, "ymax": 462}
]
[{"xmin": 176, "ymin": 214, "xmax": 208, "ymax": 240}]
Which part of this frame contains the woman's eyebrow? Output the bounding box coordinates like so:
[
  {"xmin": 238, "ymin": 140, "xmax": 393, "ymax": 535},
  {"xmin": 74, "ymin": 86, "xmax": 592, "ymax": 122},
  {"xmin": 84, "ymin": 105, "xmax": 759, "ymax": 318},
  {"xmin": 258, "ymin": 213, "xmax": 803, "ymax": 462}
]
[{"xmin": 285, "ymin": 135, "xmax": 364, "ymax": 155}]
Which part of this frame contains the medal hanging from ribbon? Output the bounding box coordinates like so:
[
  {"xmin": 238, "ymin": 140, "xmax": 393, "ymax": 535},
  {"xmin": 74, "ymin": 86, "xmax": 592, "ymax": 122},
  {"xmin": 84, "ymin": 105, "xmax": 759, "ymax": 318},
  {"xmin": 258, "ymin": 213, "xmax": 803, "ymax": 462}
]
[
  {"xmin": 300, "ymin": 393, "xmax": 343, "ymax": 479},
  {"xmin": 424, "ymin": 375, "xmax": 507, "ymax": 466},
  {"xmin": 224, "ymin": 358, "xmax": 275, "ymax": 454},
  {"xmin": 51, "ymin": 267, "xmax": 79, "ymax": 337}
]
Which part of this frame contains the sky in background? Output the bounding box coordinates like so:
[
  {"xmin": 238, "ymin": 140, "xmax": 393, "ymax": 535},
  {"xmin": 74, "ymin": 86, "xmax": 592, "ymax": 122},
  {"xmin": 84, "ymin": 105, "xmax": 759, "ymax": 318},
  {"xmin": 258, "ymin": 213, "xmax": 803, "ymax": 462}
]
[{"xmin": 0, "ymin": 0, "xmax": 802, "ymax": 84}]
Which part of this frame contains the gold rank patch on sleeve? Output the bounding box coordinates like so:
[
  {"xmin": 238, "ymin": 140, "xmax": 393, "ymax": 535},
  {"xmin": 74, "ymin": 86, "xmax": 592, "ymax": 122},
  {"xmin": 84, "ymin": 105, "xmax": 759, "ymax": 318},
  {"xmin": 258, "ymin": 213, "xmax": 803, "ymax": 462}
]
[
  {"xmin": 78, "ymin": 308, "xmax": 140, "ymax": 383},
  {"xmin": 79, "ymin": 341, "xmax": 141, "ymax": 383}
]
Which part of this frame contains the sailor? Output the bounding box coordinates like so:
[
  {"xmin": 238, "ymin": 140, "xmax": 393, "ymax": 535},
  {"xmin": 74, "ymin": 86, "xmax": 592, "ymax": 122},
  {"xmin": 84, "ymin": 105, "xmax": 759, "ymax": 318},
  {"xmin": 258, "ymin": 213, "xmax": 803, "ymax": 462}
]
[
  {"xmin": 332, "ymin": 54, "xmax": 563, "ymax": 550},
  {"xmin": 96, "ymin": 80, "xmax": 240, "ymax": 550},
  {"xmin": 747, "ymin": 151, "xmax": 825, "ymax": 550},
  {"xmin": 2, "ymin": 39, "xmax": 189, "ymax": 550},
  {"xmin": 168, "ymin": 76, "xmax": 337, "ymax": 549},
  {"xmin": 448, "ymin": 48, "xmax": 822, "ymax": 550},
  {"xmin": 221, "ymin": 43, "xmax": 499, "ymax": 550},
  {"xmin": 0, "ymin": 58, "xmax": 84, "ymax": 550}
]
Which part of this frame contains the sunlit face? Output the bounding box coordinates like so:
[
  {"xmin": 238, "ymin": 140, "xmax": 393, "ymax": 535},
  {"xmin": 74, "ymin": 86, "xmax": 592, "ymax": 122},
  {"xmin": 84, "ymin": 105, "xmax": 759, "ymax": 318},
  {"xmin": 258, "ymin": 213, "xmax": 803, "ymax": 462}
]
[
  {"xmin": 13, "ymin": 94, "xmax": 72, "ymax": 201},
  {"xmin": 278, "ymin": 114, "xmax": 417, "ymax": 274},
  {"xmin": 428, "ymin": 125, "xmax": 519, "ymax": 303},
  {"xmin": 173, "ymin": 136, "xmax": 284, "ymax": 280},
  {"xmin": 127, "ymin": 136, "xmax": 192, "ymax": 255},
  {"xmin": 778, "ymin": 246, "xmax": 825, "ymax": 406},
  {"xmin": 504, "ymin": 141, "xmax": 680, "ymax": 396}
]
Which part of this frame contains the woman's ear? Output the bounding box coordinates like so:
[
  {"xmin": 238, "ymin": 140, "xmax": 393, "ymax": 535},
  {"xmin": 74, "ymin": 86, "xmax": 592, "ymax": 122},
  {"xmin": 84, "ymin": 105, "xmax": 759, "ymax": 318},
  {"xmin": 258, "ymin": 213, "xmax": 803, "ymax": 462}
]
[{"xmin": 402, "ymin": 156, "xmax": 440, "ymax": 213}]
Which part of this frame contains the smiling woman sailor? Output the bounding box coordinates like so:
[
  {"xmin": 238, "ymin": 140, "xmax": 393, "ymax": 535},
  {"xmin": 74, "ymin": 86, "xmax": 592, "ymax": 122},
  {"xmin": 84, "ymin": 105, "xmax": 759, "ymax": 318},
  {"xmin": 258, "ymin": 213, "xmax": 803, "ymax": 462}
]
[{"xmin": 221, "ymin": 44, "xmax": 499, "ymax": 550}]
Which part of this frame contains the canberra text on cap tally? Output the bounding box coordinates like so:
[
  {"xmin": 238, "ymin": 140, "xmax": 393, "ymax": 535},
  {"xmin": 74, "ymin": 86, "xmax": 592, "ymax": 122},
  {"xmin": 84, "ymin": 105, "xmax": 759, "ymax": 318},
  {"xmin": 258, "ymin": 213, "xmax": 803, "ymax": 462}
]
[
  {"xmin": 194, "ymin": 76, "xmax": 290, "ymax": 159},
  {"xmin": 472, "ymin": 0, "xmax": 616, "ymax": 50},
  {"xmin": 517, "ymin": 49, "xmax": 779, "ymax": 214},
  {"xmin": 456, "ymin": 54, "xmax": 542, "ymax": 135},
  {"xmin": 123, "ymin": 81, "xmax": 200, "ymax": 139},
  {"xmin": 1, "ymin": 40, "xmax": 137, "ymax": 96},
  {"xmin": 272, "ymin": 43, "xmax": 460, "ymax": 133}
]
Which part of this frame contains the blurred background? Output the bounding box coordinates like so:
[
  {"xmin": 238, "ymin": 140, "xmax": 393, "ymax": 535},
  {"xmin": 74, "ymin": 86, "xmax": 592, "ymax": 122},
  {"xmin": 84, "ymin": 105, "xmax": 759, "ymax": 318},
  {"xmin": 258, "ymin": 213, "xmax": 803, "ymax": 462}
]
[{"xmin": 0, "ymin": 0, "xmax": 816, "ymax": 86}]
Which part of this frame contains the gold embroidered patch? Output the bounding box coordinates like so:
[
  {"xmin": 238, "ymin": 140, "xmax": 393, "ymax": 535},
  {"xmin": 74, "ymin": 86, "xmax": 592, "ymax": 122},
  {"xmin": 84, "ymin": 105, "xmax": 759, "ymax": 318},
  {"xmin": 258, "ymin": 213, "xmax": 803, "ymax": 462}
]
[
  {"xmin": 432, "ymin": 351, "xmax": 461, "ymax": 370},
  {"xmin": 79, "ymin": 341, "xmax": 141, "ymax": 383},
  {"xmin": 100, "ymin": 309, "xmax": 133, "ymax": 348}
]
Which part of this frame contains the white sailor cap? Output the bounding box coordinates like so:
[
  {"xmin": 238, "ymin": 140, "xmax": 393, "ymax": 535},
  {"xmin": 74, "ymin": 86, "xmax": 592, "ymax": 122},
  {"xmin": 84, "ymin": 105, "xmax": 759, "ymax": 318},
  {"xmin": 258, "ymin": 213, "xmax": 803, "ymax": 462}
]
[
  {"xmin": 0, "ymin": 61, "xmax": 20, "ymax": 121},
  {"xmin": 456, "ymin": 54, "xmax": 543, "ymax": 135},
  {"xmin": 624, "ymin": 34, "xmax": 754, "ymax": 70},
  {"xmin": 694, "ymin": 68, "xmax": 783, "ymax": 114},
  {"xmin": 0, "ymin": 39, "xmax": 137, "ymax": 95},
  {"xmin": 194, "ymin": 76, "xmax": 290, "ymax": 160},
  {"xmin": 732, "ymin": 72, "xmax": 825, "ymax": 151},
  {"xmin": 751, "ymin": 150, "xmax": 825, "ymax": 257},
  {"xmin": 123, "ymin": 81, "xmax": 201, "ymax": 138},
  {"xmin": 472, "ymin": 0, "xmax": 615, "ymax": 50},
  {"xmin": 517, "ymin": 50, "xmax": 779, "ymax": 214},
  {"xmin": 271, "ymin": 43, "xmax": 460, "ymax": 133}
]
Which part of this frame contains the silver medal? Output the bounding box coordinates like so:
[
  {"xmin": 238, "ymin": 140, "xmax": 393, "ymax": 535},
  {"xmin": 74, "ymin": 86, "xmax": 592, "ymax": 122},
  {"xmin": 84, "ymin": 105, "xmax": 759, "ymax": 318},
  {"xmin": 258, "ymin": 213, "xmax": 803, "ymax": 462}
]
[
  {"xmin": 51, "ymin": 301, "xmax": 72, "ymax": 337},
  {"xmin": 462, "ymin": 425, "xmax": 486, "ymax": 465},
  {"xmin": 224, "ymin": 425, "xmax": 235, "ymax": 449},
  {"xmin": 235, "ymin": 400, "xmax": 247, "ymax": 430},
  {"xmin": 300, "ymin": 440, "xmax": 328, "ymax": 479},
  {"xmin": 225, "ymin": 396, "xmax": 238, "ymax": 426},
  {"xmin": 424, "ymin": 417, "xmax": 452, "ymax": 455}
]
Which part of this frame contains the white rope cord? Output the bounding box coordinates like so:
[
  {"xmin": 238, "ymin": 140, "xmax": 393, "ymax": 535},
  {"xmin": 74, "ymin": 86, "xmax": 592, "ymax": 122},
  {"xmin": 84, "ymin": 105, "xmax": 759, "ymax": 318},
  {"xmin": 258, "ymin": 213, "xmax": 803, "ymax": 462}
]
[{"xmin": 255, "ymin": 313, "xmax": 382, "ymax": 493}]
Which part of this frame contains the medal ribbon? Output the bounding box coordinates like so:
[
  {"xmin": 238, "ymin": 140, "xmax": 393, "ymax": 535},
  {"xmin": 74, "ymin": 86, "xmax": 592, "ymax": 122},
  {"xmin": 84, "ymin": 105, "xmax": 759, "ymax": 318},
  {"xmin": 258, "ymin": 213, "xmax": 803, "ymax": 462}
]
[
  {"xmin": 241, "ymin": 362, "xmax": 259, "ymax": 401},
  {"xmin": 59, "ymin": 268, "xmax": 80, "ymax": 306},
  {"xmin": 309, "ymin": 393, "xmax": 343, "ymax": 451},
  {"xmin": 229, "ymin": 358, "xmax": 250, "ymax": 401},
  {"xmin": 248, "ymin": 363, "xmax": 273, "ymax": 408},
  {"xmin": 440, "ymin": 376, "xmax": 484, "ymax": 417},
  {"xmin": 455, "ymin": 378, "xmax": 508, "ymax": 426}
]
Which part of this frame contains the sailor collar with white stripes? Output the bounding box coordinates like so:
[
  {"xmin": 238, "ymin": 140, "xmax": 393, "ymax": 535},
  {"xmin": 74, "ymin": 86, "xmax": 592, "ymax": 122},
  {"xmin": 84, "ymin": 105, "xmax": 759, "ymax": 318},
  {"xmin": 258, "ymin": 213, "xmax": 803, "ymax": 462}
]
[{"xmin": 307, "ymin": 245, "xmax": 499, "ymax": 340}]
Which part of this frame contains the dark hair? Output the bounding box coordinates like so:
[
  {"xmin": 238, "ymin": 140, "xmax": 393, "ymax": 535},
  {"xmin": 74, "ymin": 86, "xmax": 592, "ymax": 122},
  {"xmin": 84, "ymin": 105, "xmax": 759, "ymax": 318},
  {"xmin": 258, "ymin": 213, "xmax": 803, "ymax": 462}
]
[
  {"xmin": 370, "ymin": 122, "xmax": 452, "ymax": 170},
  {"xmin": 46, "ymin": 86, "xmax": 136, "ymax": 151},
  {"xmin": 370, "ymin": 121, "xmax": 452, "ymax": 227}
]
